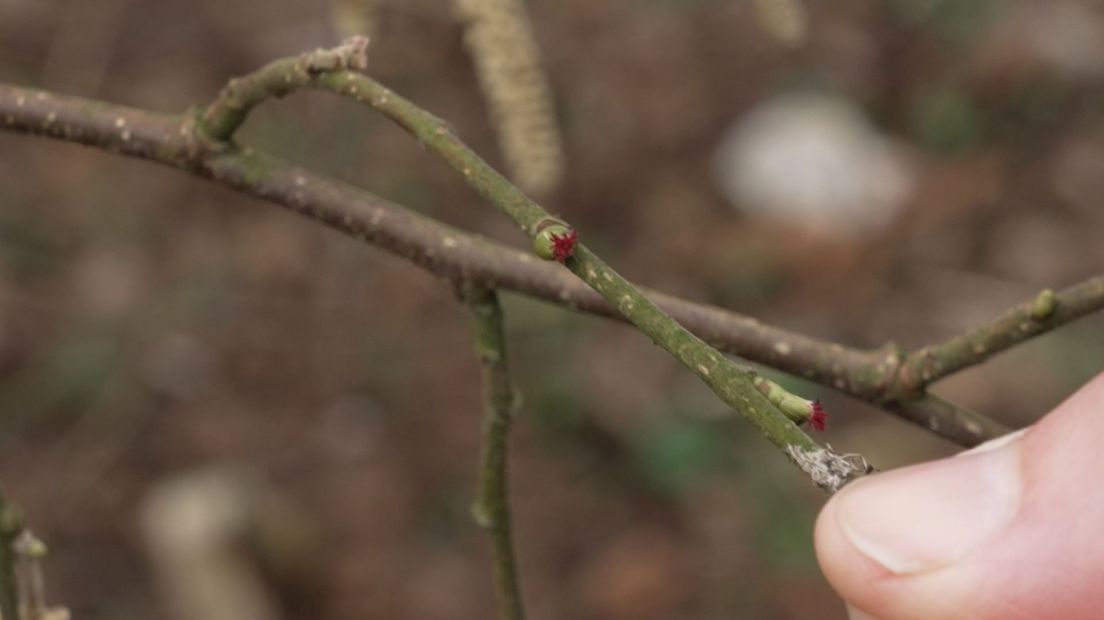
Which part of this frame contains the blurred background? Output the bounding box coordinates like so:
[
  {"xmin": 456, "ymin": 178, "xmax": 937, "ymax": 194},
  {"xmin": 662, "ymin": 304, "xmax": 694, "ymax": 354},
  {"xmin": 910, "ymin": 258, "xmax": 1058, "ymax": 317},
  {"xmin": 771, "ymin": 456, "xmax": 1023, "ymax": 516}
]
[{"xmin": 0, "ymin": 0, "xmax": 1103, "ymax": 618}]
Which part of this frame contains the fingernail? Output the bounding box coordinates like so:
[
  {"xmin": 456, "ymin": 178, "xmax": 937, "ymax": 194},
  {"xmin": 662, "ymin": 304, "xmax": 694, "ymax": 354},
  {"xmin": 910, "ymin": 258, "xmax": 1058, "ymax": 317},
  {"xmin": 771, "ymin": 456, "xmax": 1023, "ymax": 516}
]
[{"xmin": 835, "ymin": 436, "xmax": 1023, "ymax": 575}]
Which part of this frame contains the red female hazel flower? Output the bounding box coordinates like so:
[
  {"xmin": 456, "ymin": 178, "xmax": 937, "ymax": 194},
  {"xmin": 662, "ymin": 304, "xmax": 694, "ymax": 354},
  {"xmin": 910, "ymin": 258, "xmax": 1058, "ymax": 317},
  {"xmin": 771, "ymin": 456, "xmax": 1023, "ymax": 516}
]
[
  {"xmin": 533, "ymin": 218, "xmax": 578, "ymax": 263},
  {"xmin": 809, "ymin": 400, "xmax": 828, "ymax": 432},
  {"xmin": 753, "ymin": 376, "xmax": 829, "ymax": 432},
  {"xmin": 549, "ymin": 229, "xmax": 578, "ymax": 263}
]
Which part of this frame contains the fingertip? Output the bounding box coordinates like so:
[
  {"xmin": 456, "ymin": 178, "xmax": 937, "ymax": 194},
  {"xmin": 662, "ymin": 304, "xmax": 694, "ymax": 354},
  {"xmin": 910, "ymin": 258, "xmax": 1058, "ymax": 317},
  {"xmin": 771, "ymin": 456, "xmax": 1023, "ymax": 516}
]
[
  {"xmin": 1027, "ymin": 370, "xmax": 1104, "ymax": 454},
  {"xmin": 815, "ymin": 482, "xmax": 895, "ymax": 613},
  {"xmin": 817, "ymin": 371, "xmax": 1104, "ymax": 620}
]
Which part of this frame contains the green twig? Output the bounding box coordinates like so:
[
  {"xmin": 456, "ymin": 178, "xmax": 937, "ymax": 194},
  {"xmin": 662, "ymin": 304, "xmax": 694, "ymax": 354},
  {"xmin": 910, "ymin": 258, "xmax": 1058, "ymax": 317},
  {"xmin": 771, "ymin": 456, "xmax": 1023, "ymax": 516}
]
[
  {"xmin": 333, "ymin": 77, "xmax": 867, "ymax": 489},
  {"xmin": 201, "ymin": 36, "xmax": 370, "ymax": 141},
  {"xmin": 460, "ymin": 285, "xmax": 525, "ymax": 620},
  {"xmin": 198, "ymin": 38, "xmax": 871, "ymax": 490},
  {"xmin": 0, "ymin": 65, "xmax": 1011, "ymax": 454},
  {"xmin": 895, "ymin": 277, "xmax": 1104, "ymax": 394},
  {"xmin": 0, "ymin": 81, "xmax": 1009, "ymax": 448}
]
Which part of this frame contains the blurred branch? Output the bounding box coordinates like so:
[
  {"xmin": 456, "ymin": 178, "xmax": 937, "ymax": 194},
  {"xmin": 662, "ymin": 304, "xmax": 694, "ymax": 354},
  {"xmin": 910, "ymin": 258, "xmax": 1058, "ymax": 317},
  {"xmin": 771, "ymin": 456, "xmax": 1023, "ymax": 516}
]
[
  {"xmin": 0, "ymin": 83, "xmax": 881, "ymax": 391},
  {"xmin": 141, "ymin": 471, "xmax": 315, "ymax": 620},
  {"xmin": 14, "ymin": 532, "xmax": 54, "ymax": 620},
  {"xmin": 0, "ymin": 487, "xmax": 23, "ymax": 620},
  {"xmin": 459, "ymin": 285, "xmax": 526, "ymax": 620},
  {"xmin": 0, "ymin": 488, "xmax": 67, "ymax": 620},
  {"xmin": 885, "ymin": 394, "xmax": 1010, "ymax": 444},
  {"xmin": 0, "ymin": 58, "xmax": 1032, "ymax": 450},
  {"xmin": 453, "ymin": 0, "xmax": 564, "ymax": 196},
  {"xmin": 896, "ymin": 278, "xmax": 1104, "ymax": 395}
]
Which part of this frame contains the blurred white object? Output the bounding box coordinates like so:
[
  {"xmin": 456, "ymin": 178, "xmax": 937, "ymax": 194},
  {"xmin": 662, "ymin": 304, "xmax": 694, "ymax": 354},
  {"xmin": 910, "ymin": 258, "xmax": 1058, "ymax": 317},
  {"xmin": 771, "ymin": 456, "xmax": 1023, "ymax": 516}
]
[
  {"xmin": 713, "ymin": 93, "xmax": 915, "ymax": 239},
  {"xmin": 142, "ymin": 471, "xmax": 282, "ymax": 620}
]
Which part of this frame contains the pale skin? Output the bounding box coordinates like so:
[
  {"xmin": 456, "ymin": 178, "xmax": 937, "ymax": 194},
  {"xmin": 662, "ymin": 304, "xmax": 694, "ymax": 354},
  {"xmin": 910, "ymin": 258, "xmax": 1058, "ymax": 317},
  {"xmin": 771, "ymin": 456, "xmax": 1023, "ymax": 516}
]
[{"xmin": 816, "ymin": 372, "xmax": 1104, "ymax": 619}]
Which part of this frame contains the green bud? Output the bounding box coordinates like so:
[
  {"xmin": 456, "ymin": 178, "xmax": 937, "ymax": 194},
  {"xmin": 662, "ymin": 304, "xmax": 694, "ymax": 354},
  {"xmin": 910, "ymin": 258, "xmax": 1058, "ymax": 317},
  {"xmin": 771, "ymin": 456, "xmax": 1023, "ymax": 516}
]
[
  {"xmin": 532, "ymin": 225, "xmax": 569, "ymax": 260},
  {"xmin": 1031, "ymin": 288, "xmax": 1056, "ymax": 320},
  {"xmin": 24, "ymin": 537, "xmax": 47, "ymax": 558},
  {"xmin": 470, "ymin": 502, "xmax": 494, "ymax": 529},
  {"xmin": 532, "ymin": 218, "xmax": 576, "ymax": 262}
]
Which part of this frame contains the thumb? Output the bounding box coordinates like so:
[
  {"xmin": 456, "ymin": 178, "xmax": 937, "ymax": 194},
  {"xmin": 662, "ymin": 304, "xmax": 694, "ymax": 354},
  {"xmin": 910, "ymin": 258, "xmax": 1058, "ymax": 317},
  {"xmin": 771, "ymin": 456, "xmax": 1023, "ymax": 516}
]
[{"xmin": 816, "ymin": 372, "xmax": 1104, "ymax": 620}]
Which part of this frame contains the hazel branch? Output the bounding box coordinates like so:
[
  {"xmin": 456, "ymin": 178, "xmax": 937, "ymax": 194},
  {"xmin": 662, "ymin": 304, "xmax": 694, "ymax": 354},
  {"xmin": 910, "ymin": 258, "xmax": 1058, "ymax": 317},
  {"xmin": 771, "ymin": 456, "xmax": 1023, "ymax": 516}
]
[
  {"xmin": 0, "ymin": 82, "xmax": 880, "ymax": 400},
  {"xmin": 885, "ymin": 393, "xmax": 1011, "ymax": 441},
  {"xmin": 201, "ymin": 38, "xmax": 862, "ymax": 485},
  {"xmin": 0, "ymin": 74, "xmax": 1002, "ymax": 449},
  {"xmin": 237, "ymin": 45, "xmax": 870, "ymax": 489},
  {"xmin": 201, "ymin": 35, "xmax": 370, "ymax": 141},
  {"xmin": 197, "ymin": 37, "xmax": 1013, "ymax": 449},
  {"xmin": 0, "ymin": 71, "xmax": 1018, "ymax": 450},
  {"xmin": 460, "ymin": 285, "xmax": 526, "ymax": 620},
  {"xmin": 895, "ymin": 277, "xmax": 1104, "ymax": 395}
]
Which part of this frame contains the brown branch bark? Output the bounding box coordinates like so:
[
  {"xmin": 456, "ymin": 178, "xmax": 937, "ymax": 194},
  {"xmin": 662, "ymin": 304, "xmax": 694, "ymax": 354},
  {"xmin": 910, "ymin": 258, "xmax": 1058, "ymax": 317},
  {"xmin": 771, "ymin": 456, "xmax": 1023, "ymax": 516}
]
[
  {"xmin": 0, "ymin": 84, "xmax": 874, "ymax": 389},
  {"xmin": 0, "ymin": 79, "xmax": 1033, "ymax": 448}
]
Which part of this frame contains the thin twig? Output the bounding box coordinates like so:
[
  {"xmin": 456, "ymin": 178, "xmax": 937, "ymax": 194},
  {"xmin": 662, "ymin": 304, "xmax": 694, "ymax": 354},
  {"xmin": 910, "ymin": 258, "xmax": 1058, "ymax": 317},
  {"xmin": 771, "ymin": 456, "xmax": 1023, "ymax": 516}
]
[
  {"xmin": 460, "ymin": 284, "xmax": 526, "ymax": 620},
  {"xmin": 885, "ymin": 394, "xmax": 1010, "ymax": 441},
  {"xmin": 201, "ymin": 36, "xmax": 370, "ymax": 141},
  {"xmin": 15, "ymin": 532, "xmax": 46, "ymax": 620},
  {"xmin": 0, "ymin": 78, "xmax": 1020, "ymax": 448},
  {"xmin": 896, "ymin": 278, "xmax": 1104, "ymax": 394},
  {"xmin": 200, "ymin": 42, "xmax": 879, "ymax": 489},
  {"xmin": 0, "ymin": 86, "xmax": 884, "ymax": 405}
]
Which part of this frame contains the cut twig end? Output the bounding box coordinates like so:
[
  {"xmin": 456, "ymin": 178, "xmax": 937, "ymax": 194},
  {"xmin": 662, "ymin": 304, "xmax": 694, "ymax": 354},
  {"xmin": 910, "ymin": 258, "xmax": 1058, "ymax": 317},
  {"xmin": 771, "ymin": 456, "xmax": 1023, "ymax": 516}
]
[
  {"xmin": 335, "ymin": 35, "xmax": 371, "ymax": 72},
  {"xmin": 299, "ymin": 36, "xmax": 371, "ymax": 75},
  {"xmin": 787, "ymin": 445, "xmax": 873, "ymax": 493}
]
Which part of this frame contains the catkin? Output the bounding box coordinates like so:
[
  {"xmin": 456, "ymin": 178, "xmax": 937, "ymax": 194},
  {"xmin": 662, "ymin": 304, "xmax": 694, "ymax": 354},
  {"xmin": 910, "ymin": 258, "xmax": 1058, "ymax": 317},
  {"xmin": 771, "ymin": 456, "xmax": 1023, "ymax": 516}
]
[
  {"xmin": 454, "ymin": 0, "xmax": 565, "ymax": 197},
  {"xmin": 753, "ymin": 0, "xmax": 809, "ymax": 47},
  {"xmin": 330, "ymin": 0, "xmax": 378, "ymax": 40}
]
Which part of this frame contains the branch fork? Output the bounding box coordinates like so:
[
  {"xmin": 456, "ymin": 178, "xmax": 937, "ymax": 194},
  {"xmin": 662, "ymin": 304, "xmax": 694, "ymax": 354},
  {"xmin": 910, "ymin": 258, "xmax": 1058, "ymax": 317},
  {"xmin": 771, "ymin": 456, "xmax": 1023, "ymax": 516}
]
[{"xmin": 2, "ymin": 39, "xmax": 1102, "ymax": 471}]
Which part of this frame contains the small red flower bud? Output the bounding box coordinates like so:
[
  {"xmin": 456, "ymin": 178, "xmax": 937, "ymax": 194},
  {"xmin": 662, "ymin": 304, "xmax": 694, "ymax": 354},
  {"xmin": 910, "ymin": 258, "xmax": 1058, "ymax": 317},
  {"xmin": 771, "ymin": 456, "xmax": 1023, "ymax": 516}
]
[
  {"xmin": 808, "ymin": 400, "xmax": 828, "ymax": 432},
  {"xmin": 753, "ymin": 375, "xmax": 828, "ymax": 431},
  {"xmin": 549, "ymin": 229, "xmax": 578, "ymax": 263},
  {"xmin": 533, "ymin": 219, "xmax": 579, "ymax": 263}
]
